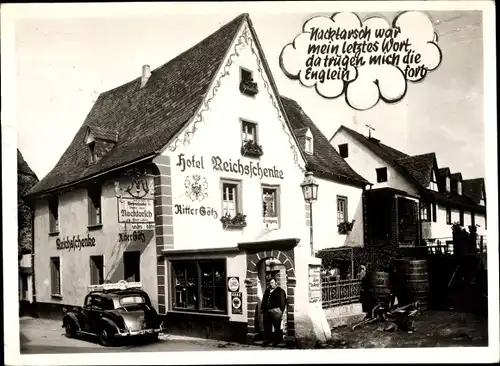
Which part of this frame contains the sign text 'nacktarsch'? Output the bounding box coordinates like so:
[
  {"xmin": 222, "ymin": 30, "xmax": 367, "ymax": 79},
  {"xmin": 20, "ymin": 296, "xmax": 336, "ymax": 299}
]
[{"xmin": 118, "ymin": 198, "xmax": 154, "ymax": 223}]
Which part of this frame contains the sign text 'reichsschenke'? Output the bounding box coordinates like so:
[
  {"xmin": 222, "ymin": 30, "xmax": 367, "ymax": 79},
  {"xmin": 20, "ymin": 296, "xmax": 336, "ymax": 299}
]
[
  {"xmin": 176, "ymin": 154, "xmax": 284, "ymax": 180},
  {"xmin": 56, "ymin": 234, "xmax": 96, "ymax": 251}
]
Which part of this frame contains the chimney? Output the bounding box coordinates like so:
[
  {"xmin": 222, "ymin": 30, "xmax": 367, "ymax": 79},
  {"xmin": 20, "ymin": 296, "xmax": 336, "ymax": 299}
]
[{"xmin": 141, "ymin": 65, "xmax": 151, "ymax": 88}]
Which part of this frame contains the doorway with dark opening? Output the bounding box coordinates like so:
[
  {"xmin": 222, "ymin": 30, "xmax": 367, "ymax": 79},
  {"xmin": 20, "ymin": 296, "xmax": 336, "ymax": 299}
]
[{"xmin": 256, "ymin": 257, "xmax": 287, "ymax": 339}]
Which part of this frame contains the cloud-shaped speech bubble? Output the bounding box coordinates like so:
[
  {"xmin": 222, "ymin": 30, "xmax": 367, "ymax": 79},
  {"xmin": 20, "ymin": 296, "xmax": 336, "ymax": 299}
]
[{"xmin": 279, "ymin": 11, "xmax": 442, "ymax": 110}]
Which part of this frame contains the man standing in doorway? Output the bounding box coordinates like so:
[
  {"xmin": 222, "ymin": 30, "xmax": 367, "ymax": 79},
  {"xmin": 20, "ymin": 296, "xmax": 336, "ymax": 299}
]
[{"xmin": 261, "ymin": 278, "xmax": 287, "ymax": 346}]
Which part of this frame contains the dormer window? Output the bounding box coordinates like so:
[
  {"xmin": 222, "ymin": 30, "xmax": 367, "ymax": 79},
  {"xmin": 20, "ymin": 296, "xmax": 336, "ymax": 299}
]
[
  {"xmin": 446, "ymin": 176, "xmax": 451, "ymax": 192},
  {"xmin": 429, "ymin": 170, "xmax": 438, "ymax": 191},
  {"xmin": 239, "ymin": 67, "xmax": 258, "ymax": 96},
  {"xmin": 338, "ymin": 143, "xmax": 348, "ymax": 158},
  {"xmin": 294, "ymin": 127, "xmax": 314, "ymax": 155},
  {"xmin": 457, "ymin": 181, "xmax": 462, "ymax": 195},
  {"xmin": 304, "ymin": 137, "xmax": 313, "ymax": 155},
  {"xmin": 86, "ymin": 129, "xmax": 97, "ymax": 164},
  {"xmin": 88, "ymin": 141, "xmax": 96, "ymax": 163},
  {"xmin": 85, "ymin": 126, "xmax": 117, "ymax": 164},
  {"xmin": 480, "ymin": 191, "xmax": 485, "ymax": 206}
]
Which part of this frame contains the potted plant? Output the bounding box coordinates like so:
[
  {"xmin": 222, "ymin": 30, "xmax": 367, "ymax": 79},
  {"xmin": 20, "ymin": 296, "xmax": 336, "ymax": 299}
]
[
  {"xmin": 338, "ymin": 220, "xmax": 355, "ymax": 235},
  {"xmin": 239, "ymin": 77, "xmax": 259, "ymax": 96},
  {"xmin": 241, "ymin": 140, "xmax": 264, "ymax": 157},
  {"xmin": 220, "ymin": 212, "xmax": 247, "ymax": 229}
]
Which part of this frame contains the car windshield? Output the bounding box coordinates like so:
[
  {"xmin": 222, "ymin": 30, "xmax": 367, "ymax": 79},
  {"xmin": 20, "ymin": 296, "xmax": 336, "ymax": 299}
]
[{"xmin": 119, "ymin": 295, "xmax": 146, "ymax": 306}]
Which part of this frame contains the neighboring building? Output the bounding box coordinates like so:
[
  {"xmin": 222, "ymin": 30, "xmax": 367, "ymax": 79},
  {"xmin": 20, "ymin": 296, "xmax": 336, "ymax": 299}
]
[
  {"xmin": 330, "ymin": 126, "xmax": 487, "ymax": 248},
  {"xmin": 25, "ymin": 14, "xmax": 367, "ymax": 342},
  {"xmin": 280, "ymin": 97, "xmax": 368, "ymax": 250},
  {"xmin": 18, "ymin": 149, "xmax": 39, "ymax": 315}
]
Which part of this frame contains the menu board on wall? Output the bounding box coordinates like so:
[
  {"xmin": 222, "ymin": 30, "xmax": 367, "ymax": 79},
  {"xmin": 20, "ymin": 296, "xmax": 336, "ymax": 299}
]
[{"xmin": 308, "ymin": 265, "xmax": 322, "ymax": 303}]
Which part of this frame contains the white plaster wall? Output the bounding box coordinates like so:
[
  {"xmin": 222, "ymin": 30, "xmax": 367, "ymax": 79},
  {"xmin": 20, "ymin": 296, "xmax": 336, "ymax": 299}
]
[
  {"xmin": 163, "ymin": 25, "xmax": 307, "ymax": 253},
  {"xmin": 476, "ymin": 214, "xmax": 486, "ymax": 236},
  {"xmin": 331, "ymin": 130, "xmax": 419, "ymax": 195},
  {"xmin": 33, "ymin": 174, "xmax": 158, "ymax": 308},
  {"xmin": 425, "ymin": 205, "xmax": 453, "ymax": 239},
  {"xmin": 160, "ymin": 22, "xmax": 339, "ymax": 315},
  {"xmin": 312, "ymin": 177, "xmax": 364, "ymax": 251}
]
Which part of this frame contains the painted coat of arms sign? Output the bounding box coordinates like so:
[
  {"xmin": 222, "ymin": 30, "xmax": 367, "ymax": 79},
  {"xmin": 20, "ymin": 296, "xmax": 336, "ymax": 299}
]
[{"xmin": 185, "ymin": 174, "xmax": 209, "ymax": 202}]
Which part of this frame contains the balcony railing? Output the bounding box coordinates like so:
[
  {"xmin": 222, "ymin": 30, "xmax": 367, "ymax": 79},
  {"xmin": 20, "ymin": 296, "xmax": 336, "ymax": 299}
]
[
  {"xmin": 321, "ymin": 277, "xmax": 361, "ymax": 309},
  {"xmin": 422, "ymin": 235, "xmax": 487, "ymax": 255}
]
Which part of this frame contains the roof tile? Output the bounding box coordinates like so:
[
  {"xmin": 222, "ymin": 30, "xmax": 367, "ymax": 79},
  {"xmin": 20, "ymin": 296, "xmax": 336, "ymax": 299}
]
[
  {"xmin": 281, "ymin": 97, "xmax": 368, "ymax": 186},
  {"xmin": 28, "ymin": 14, "xmax": 248, "ymax": 196}
]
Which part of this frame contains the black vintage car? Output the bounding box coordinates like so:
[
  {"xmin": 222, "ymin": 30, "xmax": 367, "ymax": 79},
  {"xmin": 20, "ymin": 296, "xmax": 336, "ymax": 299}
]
[{"xmin": 62, "ymin": 282, "xmax": 164, "ymax": 346}]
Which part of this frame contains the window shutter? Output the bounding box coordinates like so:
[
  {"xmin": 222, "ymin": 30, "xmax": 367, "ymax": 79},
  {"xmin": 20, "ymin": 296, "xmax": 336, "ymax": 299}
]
[{"xmin": 432, "ymin": 202, "xmax": 437, "ymax": 222}]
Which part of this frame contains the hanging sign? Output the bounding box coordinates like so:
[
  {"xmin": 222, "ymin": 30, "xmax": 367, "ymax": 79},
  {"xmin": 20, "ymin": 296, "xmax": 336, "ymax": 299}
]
[
  {"xmin": 227, "ymin": 277, "xmax": 240, "ymax": 292},
  {"xmin": 118, "ymin": 198, "xmax": 154, "ymax": 223},
  {"xmin": 119, "ymin": 222, "xmax": 155, "ymax": 231},
  {"xmin": 231, "ymin": 292, "xmax": 243, "ymax": 314}
]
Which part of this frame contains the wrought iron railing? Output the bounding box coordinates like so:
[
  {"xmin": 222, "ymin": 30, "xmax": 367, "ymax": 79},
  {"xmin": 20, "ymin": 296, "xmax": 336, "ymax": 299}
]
[{"xmin": 321, "ymin": 277, "xmax": 361, "ymax": 309}]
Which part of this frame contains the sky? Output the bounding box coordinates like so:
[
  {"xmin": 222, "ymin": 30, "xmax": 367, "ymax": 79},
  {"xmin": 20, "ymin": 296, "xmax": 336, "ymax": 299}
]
[{"xmin": 14, "ymin": 8, "xmax": 485, "ymax": 181}]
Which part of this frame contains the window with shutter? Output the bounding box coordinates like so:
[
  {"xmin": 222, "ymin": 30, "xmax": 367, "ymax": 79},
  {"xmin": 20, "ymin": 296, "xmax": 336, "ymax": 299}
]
[
  {"xmin": 90, "ymin": 256, "xmax": 104, "ymax": 285},
  {"xmin": 50, "ymin": 257, "xmax": 61, "ymax": 296}
]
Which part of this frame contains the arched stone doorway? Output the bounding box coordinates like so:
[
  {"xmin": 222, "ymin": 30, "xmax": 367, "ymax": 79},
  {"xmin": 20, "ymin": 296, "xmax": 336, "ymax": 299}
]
[{"xmin": 244, "ymin": 246, "xmax": 297, "ymax": 343}]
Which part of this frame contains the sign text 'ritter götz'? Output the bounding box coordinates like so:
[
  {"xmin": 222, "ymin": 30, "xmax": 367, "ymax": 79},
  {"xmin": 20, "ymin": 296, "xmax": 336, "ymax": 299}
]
[
  {"xmin": 118, "ymin": 198, "xmax": 154, "ymax": 223},
  {"xmin": 176, "ymin": 154, "xmax": 285, "ymax": 179}
]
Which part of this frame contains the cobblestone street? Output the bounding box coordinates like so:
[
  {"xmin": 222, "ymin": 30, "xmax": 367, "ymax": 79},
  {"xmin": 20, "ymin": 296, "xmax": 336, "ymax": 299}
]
[{"xmin": 19, "ymin": 317, "xmax": 265, "ymax": 354}]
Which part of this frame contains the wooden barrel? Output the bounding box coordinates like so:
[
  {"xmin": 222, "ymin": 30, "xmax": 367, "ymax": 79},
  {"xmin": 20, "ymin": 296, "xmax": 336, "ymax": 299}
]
[
  {"xmin": 392, "ymin": 259, "xmax": 410, "ymax": 306},
  {"xmin": 406, "ymin": 260, "xmax": 429, "ymax": 310},
  {"xmin": 368, "ymin": 271, "xmax": 392, "ymax": 304}
]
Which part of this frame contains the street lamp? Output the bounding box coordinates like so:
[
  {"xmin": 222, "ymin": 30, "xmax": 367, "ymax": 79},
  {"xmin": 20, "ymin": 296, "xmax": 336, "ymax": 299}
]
[{"xmin": 301, "ymin": 171, "xmax": 319, "ymax": 256}]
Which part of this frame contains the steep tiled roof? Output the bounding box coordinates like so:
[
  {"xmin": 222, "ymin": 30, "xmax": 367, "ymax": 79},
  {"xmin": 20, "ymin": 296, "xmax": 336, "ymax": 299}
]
[
  {"xmin": 335, "ymin": 125, "xmax": 431, "ymax": 189},
  {"xmin": 88, "ymin": 125, "xmax": 118, "ymax": 143},
  {"xmin": 437, "ymin": 167, "xmax": 450, "ymax": 188},
  {"xmin": 293, "ymin": 127, "xmax": 309, "ymax": 138},
  {"xmin": 280, "ymin": 97, "xmax": 368, "ymax": 186},
  {"xmin": 335, "ymin": 127, "xmax": 485, "ymax": 212},
  {"xmin": 422, "ymin": 189, "xmax": 485, "ymax": 213},
  {"xmin": 27, "ymin": 14, "xmax": 248, "ymax": 197},
  {"xmin": 463, "ymin": 178, "xmax": 485, "ymax": 205},
  {"xmin": 17, "ymin": 149, "xmax": 38, "ymax": 178},
  {"xmin": 396, "ymin": 153, "xmax": 436, "ymax": 188},
  {"xmin": 336, "ymin": 126, "xmax": 409, "ymax": 162},
  {"xmin": 439, "ymin": 167, "xmax": 450, "ymax": 176}
]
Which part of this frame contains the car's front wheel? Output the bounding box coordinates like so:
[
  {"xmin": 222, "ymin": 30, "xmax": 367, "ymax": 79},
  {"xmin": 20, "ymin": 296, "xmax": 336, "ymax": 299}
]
[
  {"xmin": 64, "ymin": 321, "xmax": 76, "ymax": 338},
  {"xmin": 99, "ymin": 327, "xmax": 116, "ymax": 347}
]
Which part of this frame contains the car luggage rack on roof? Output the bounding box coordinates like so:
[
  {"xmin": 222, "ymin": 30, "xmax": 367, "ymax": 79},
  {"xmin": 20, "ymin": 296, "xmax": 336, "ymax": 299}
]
[{"xmin": 87, "ymin": 280, "xmax": 142, "ymax": 293}]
